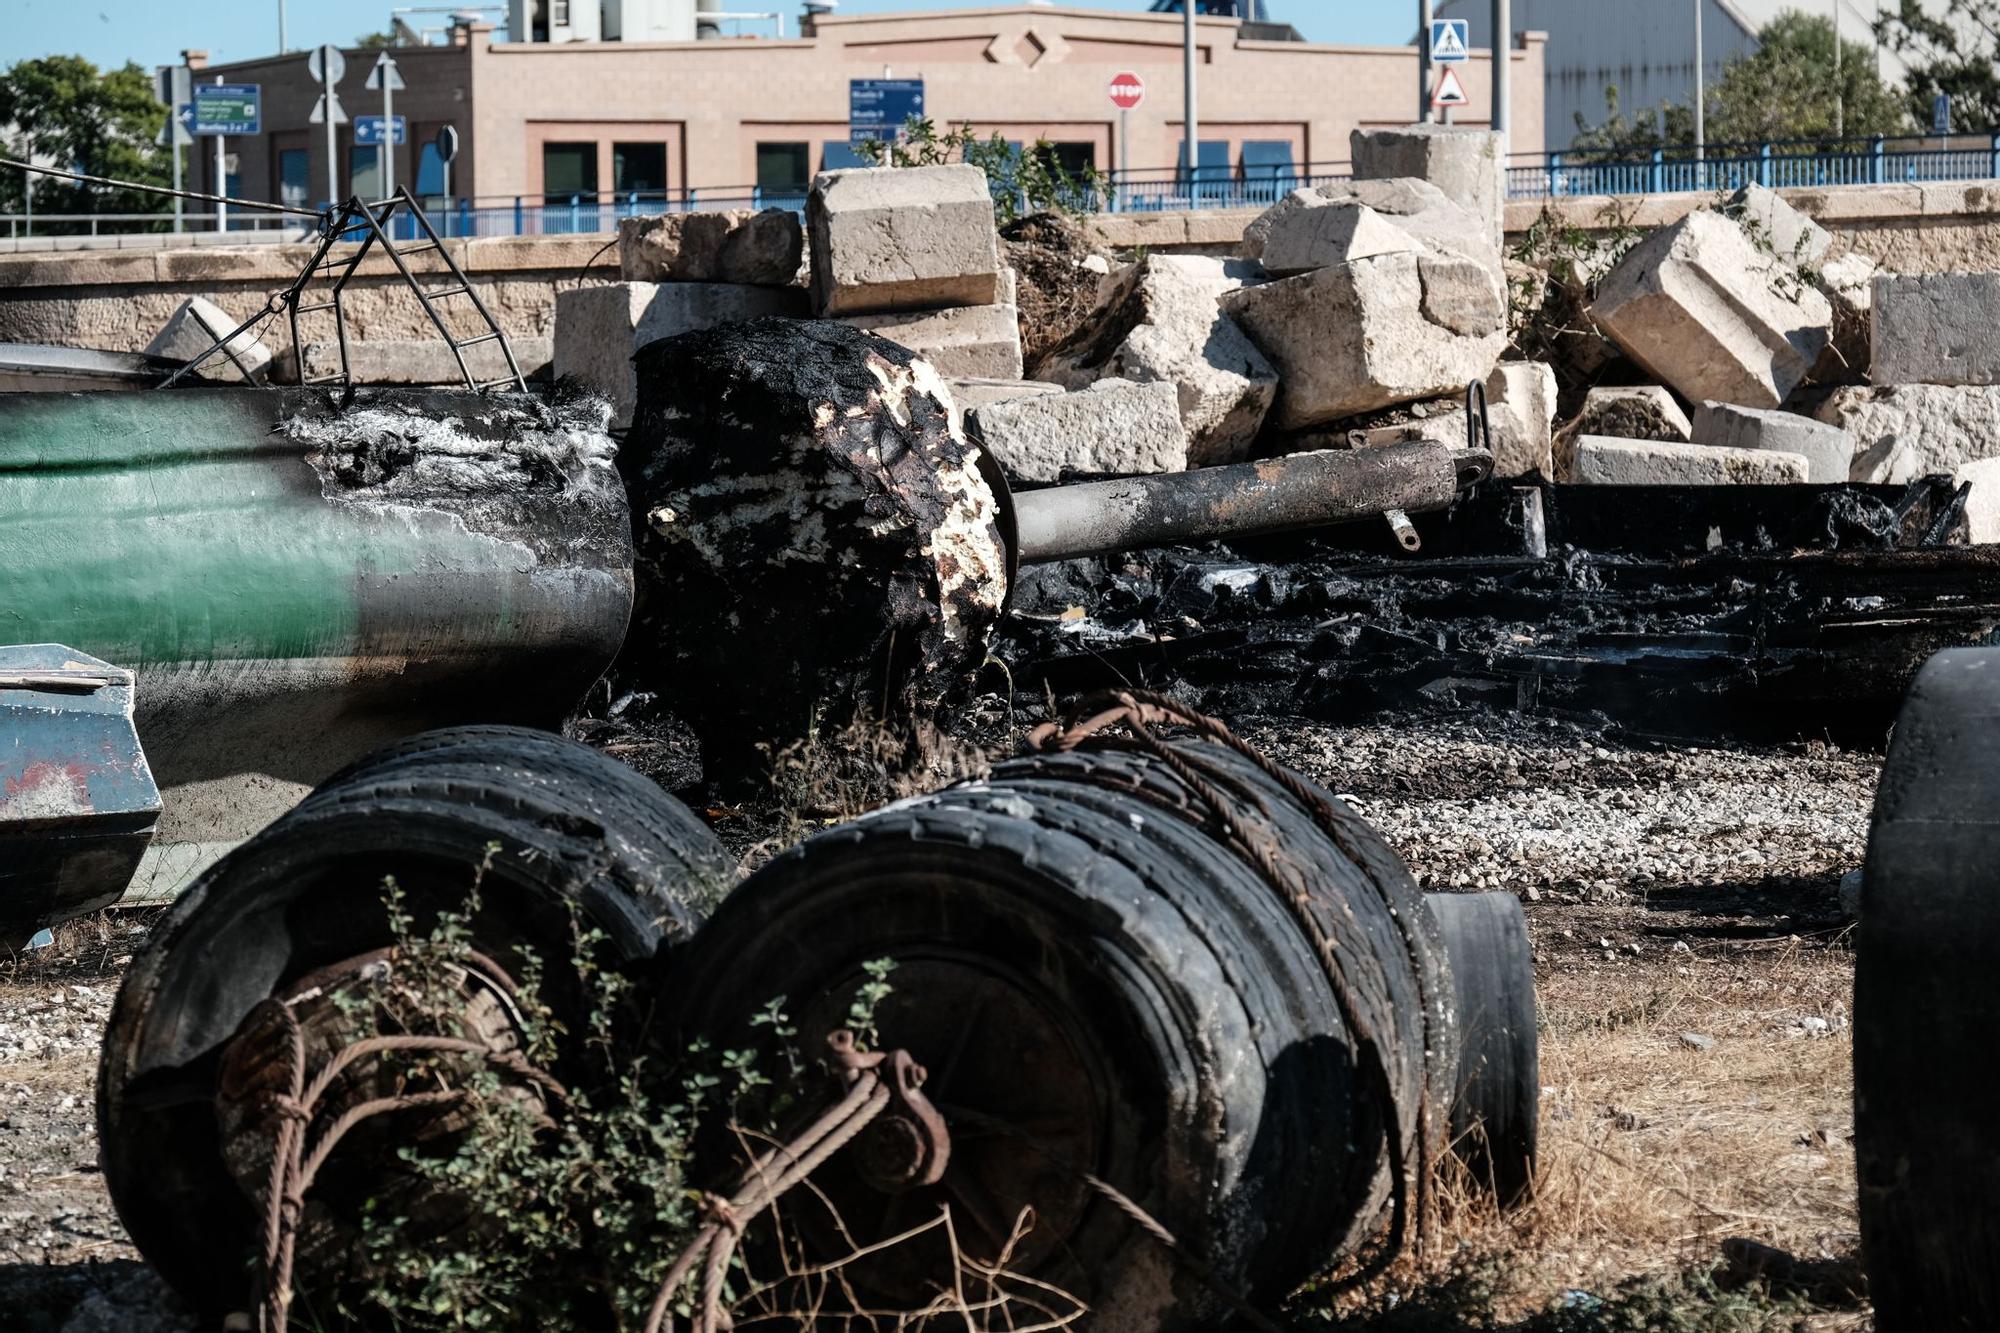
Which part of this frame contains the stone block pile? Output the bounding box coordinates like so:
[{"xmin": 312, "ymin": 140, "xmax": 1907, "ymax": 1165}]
[
  {"xmin": 554, "ymin": 207, "xmax": 809, "ymax": 425},
  {"xmin": 547, "ymin": 137, "xmax": 2000, "ymax": 540}
]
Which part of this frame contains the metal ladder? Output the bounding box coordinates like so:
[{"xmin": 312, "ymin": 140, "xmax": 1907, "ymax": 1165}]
[
  {"xmin": 289, "ymin": 188, "xmax": 526, "ymax": 394},
  {"xmin": 159, "ymin": 188, "xmax": 526, "ymax": 395}
]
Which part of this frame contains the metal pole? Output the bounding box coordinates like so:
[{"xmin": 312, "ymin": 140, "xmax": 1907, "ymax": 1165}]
[
  {"xmin": 213, "ymin": 75, "xmax": 228, "ymax": 232},
  {"xmin": 171, "ymin": 135, "xmax": 183, "ymax": 233},
  {"xmin": 1833, "ymin": 0, "xmax": 1845, "ymax": 140},
  {"xmin": 278, "ymin": 0, "xmax": 288, "ymax": 51},
  {"xmin": 1420, "ymin": 0, "xmax": 1436, "ymax": 123},
  {"xmin": 383, "ymin": 76, "xmax": 395, "ymax": 196},
  {"xmin": 1493, "ymin": 0, "xmax": 1511, "ymax": 140},
  {"xmin": 1119, "ymin": 105, "xmax": 1129, "ymax": 206},
  {"xmin": 1694, "ymin": 0, "xmax": 1706, "ymax": 166},
  {"xmin": 324, "ymin": 69, "xmax": 339, "ymax": 207},
  {"xmin": 1183, "ymin": 2, "xmax": 1199, "ymax": 191}
]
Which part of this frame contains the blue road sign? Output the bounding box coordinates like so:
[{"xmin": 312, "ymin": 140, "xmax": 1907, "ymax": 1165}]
[
  {"xmin": 190, "ymin": 83, "xmax": 260, "ymax": 136},
  {"xmin": 1934, "ymin": 93, "xmax": 1954, "ymax": 136},
  {"xmin": 850, "ymin": 79, "xmax": 925, "ymax": 146},
  {"xmin": 355, "ymin": 115, "xmax": 409, "ymax": 147},
  {"xmin": 1430, "ymin": 18, "xmax": 1470, "ymax": 63}
]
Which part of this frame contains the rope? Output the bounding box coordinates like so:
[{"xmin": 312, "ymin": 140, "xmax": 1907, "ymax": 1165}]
[
  {"xmin": 2, "ymin": 156, "xmax": 326, "ymax": 217},
  {"xmin": 1028, "ymin": 688, "xmax": 1440, "ymax": 1295}
]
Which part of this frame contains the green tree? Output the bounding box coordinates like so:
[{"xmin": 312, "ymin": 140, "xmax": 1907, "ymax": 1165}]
[
  {"xmin": 0, "ymin": 56, "xmax": 170, "ymax": 225},
  {"xmin": 1878, "ymin": 0, "xmax": 2000, "ymax": 133},
  {"xmin": 1574, "ymin": 10, "xmax": 1909, "ymax": 153},
  {"xmin": 354, "ymin": 31, "xmax": 398, "ymax": 49}
]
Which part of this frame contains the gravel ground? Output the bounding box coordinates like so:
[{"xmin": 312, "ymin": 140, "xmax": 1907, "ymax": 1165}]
[{"xmin": 0, "ymin": 709, "xmax": 1881, "ymax": 1330}]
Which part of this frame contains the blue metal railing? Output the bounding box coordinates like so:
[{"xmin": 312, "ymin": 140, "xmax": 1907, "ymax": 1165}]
[
  {"xmin": 1511, "ymin": 133, "xmax": 2000, "ymax": 199},
  {"xmin": 20, "ymin": 133, "xmax": 2000, "ymax": 242}
]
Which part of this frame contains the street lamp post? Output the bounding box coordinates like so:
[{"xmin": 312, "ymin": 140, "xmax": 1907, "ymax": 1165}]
[
  {"xmin": 1183, "ymin": 2, "xmax": 1199, "ymax": 192},
  {"xmin": 1694, "ymin": 0, "xmax": 1706, "ymax": 168},
  {"xmin": 1420, "ymin": 0, "xmax": 1436, "ymax": 124}
]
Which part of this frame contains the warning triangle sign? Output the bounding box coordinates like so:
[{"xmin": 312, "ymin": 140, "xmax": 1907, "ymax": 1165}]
[{"xmin": 1432, "ymin": 66, "xmax": 1470, "ymax": 108}]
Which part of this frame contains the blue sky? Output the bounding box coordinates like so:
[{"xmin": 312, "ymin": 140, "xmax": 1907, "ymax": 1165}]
[{"xmin": 9, "ymin": 1, "xmax": 1415, "ymax": 72}]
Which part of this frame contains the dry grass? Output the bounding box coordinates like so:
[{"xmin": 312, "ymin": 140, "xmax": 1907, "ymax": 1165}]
[{"xmin": 1311, "ymin": 938, "xmax": 1867, "ymax": 1330}]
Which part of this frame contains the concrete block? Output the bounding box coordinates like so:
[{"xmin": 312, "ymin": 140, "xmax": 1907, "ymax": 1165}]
[
  {"xmin": 1725, "ymin": 183, "xmax": 1833, "ymax": 267},
  {"xmin": 1955, "ymin": 455, "xmax": 2000, "ymax": 543},
  {"xmin": 1484, "ymin": 361, "xmax": 1560, "ymax": 479},
  {"xmin": 1350, "ymin": 123, "xmax": 1507, "ymax": 247},
  {"xmin": 1851, "ymin": 434, "xmax": 1922, "ymax": 485},
  {"xmin": 1871, "ymin": 272, "xmax": 2000, "ymax": 387},
  {"xmin": 1258, "ymin": 200, "xmax": 1419, "ymax": 277},
  {"xmin": 553, "ymin": 281, "xmax": 808, "ymax": 425},
  {"xmin": 1573, "ymin": 436, "xmax": 1810, "ymax": 485},
  {"xmin": 808, "ymin": 163, "xmax": 1002, "ymax": 316},
  {"xmin": 1037, "ymin": 254, "xmax": 1277, "ymax": 466},
  {"xmin": 1245, "ymin": 177, "xmax": 1498, "ymax": 271},
  {"xmin": 839, "ymin": 302, "xmax": 1024, "ymax": 380},
  {"xmin": 1818, "ymin": 383, "xmax": 2000, "ymax": 477},
  {"xmin": 1692, "ymin": 401, "xmax": 1855, "ymax": 483},
  {"xmin": 943, "ymin": 377, "xmax": 1064, "ymax": 414},
  {"xmin": 1590, "ymin": 209, "xmax": 1833, "ymax": 409},
  {"xmin": 142, "ymin": 295, "xmax": 272, "ymax": 382},
  {"xmin": 617, "ymin": 209, "xmax": 803, "ymax": 285},
  {"xmin": 290, "ymin": 335, "xmax": 555, "ymax": 386},
  {"xmin": 1222, "ymin": 250, "xmax": 1506, "ymax": 429},
  {"xmin": 1574, "ymin": 385, "xmax": 1693, "ymax": 442},
  {"xmin": 969, "ymin": 378, "xmax": 1188, "ymax": 483}
]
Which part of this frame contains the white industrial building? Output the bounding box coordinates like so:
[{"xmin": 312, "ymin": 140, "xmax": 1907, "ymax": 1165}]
[{"xmin": 1436, "ymin": 0, "xmax": 1924, "ymax": 151}]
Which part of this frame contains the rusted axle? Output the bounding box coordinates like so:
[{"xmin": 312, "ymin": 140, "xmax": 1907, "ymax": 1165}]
[{"xmin": 1011, "ymin": 439, "xmax": 1486, "ymax": 565}]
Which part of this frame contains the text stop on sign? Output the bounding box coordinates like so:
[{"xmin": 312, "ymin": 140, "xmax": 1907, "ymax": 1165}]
[{"xmin": 1108, "ymin": 71, "xmax": 1146, "ymax": 111}]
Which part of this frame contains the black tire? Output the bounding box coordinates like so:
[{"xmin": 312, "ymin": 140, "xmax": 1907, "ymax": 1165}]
[
  {"xmin": 667, "ymin": 790, "xmax": 1319, "ymax": 1326},
  {"xmin": 99, "ymin": 728, "xmax": 735, "ymax": 1313},
  {"xmin": 1426, "ymin": 892, "xmax": 1539, "ymax": 1207},
  {"xmin": 1857, "ymin": 647, "xmax": 2000, "ymax": 1332}
]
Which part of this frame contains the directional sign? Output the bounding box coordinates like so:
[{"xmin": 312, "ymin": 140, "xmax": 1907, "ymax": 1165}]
[
  {"xmin": 307, "ymin": 43, "xmax": 346, "ymax": 86},
  {"xmin": 309, "ymin": 93, "xmax": 349, "ymax": 126},
  {"xmin": 1432, "ymin": 65, "xmax": 1470, "ymax": 109},
  {"xmin": 1934, "ymin": 92, "xmax": 1954, "ymax": 136},
  {"xmin": 1107, "ymin": 70, "xmax": 1146, "ymax": 111},
  {"xmin": 365, "ymin": 51, "xmax": 406, "ymax": 92},
  {"xmin": 191, "ymin": 84, "xmax": 260, "ymax": 136},
  {"xmin": 850, "ymin": 78, "xmax": 925, "ymax": 146},
  {"xmin": 355, "ymin": 115, "xmax": 408, "ymax": 147},
  {"xmin": 1430, "ymin": 18, "xmax": 1470, "ymax": 63}
]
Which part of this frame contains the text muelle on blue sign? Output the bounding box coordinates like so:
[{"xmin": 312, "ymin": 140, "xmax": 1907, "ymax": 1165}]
[
  {"xmin": 850, "ymin": 78, "xmax": 925, "ymax": 146},
  {"xmin": 191, "ymin": 83, "xmax": 261, "ymax": 136},
  {"xmin": 355, "ymin": 115, "xmax": 409, "ymax": 147}
]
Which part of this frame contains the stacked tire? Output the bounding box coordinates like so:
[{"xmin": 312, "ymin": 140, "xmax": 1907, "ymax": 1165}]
[{"xmin": 99, "ymin": 726, "xmax": 735, "ymax": 1312}]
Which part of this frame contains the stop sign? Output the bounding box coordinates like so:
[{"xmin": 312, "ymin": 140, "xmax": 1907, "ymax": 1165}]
[{"xmin": 1107, "ymin": 70, "xmax": 1146, "ymax": 111}]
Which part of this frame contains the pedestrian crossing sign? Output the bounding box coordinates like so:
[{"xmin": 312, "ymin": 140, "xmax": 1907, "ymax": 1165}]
[{"xmin": 1430, "ymin": 18, "xmax": 1470, "ymax": 63}]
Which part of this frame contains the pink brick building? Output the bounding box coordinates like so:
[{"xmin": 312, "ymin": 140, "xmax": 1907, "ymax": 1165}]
[{"xmin": 189, "ymin": 5, "xmax": 1546, "ymax": 213}]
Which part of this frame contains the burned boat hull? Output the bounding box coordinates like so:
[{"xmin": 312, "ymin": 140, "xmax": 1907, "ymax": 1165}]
[{"xmin": 0, "ymin": 388, "xmax": 632, "ymax": 913}]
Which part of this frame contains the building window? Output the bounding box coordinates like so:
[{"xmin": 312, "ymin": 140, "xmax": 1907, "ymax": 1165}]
[
  {"xmin": 1036, "ymin": 142, "xmax": 1097, "ymax": 176},
  {"xmin": 757, "ymin": 142, "xmax": 811, "ymax": 195},
  {"xmin": 416, "ymin": 143, "xmax": 446, "ymax": 197},
  {"xmin": 1177, "ymin": 139, "xmax": 1232, "ymax": 192},
  {"xmin": 551, "ymin": 0, "xmax": 569, "ymax": 23},
  {"xmin": 1242, "ymin": 140, "xmax": 1298, "ymax": 198},
  {"xmin": 279, "ymin": 148, "xmax": 310, "ymax": 209},
  {"xmin": 350, "ymin": 144, "xmax": 383, "ymax": 200},
  {"xmin": 822, "ymin": 141, "xmax": 866, "ymax": 172},
  {"xmin": 613, "ymin": 142, "xmax": 668, "ymax": 197},
  {"xmin": 542, "ymin": 141, "xmax": 598, "ymax": 202}
]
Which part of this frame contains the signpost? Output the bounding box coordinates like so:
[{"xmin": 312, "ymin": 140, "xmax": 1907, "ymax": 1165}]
[
  {"xmin": 849, "ymin": 78, "xmax": 925, "ymax": 148},
  {"xmin": 1428, "ymin": 18, "xmax": 1469, "ymax": 125},
  {"xmin": 153, "ymin": 65, "xmax": 193, "ymax": 232},
  {"xmin": 308, "ymin": 44, "xmax": 347, "ymax": 207},
  {"xmin": 190, "ymin": 80, "xmax": 258, "ymax": 231},
  {"xmin": 365, "ymin": 51, "xmax": 405, "ymax": 196},
  {"xmin": 1107, "ymin": 70, "xmax": 1145, "ymax": 185}
]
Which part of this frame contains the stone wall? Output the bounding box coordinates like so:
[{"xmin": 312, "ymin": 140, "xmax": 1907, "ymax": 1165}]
[{"xmin": 0, "ymin": 234, "xmax": 613, "ymax": 354}]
